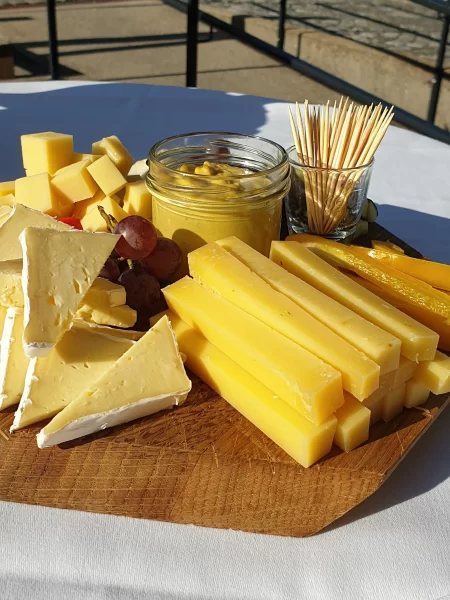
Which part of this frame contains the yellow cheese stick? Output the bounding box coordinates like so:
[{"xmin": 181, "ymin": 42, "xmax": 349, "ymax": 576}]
[
  {"xmin": 362, "ymin": 394, "xmax": 383, "ymax": 425},
  {"xmin": 151, "ymin": 311, "xmax": 337, "ymax": 468},
  {"xmin": 271, "ymin": 241, "xmax": 438, "ymax": 362},
  {"xmin": 334, "ymin": 393, "xmax": 370, "ymax": 452},
  {"xmin": 404, "ymin": 378, "xmax": 430, "ymax": 408},
  {"xmin": 393, "ymin": 356, "xmax": 419, "ymax": 388},
  {"xmin": 163, "ymin": 277, "xmax": 344, "ymax": 425},
  {"xmin": 217, "ymin": 236, "xmax": 400, "ymax": 375},
  {"xmin": 381, "ymin": 383, "xmax": 406, "ymax": 422},
  {"xmin": 189, "ymin": 243, "xmax": 379, "ymax": 400},
  {"xmin": 414, "ymin": 351, "xmax": 450, "ymax": 395}
]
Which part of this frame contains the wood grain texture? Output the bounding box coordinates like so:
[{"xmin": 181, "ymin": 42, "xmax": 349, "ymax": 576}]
[{"xmin": 0, "ymin": 223, "xmax": 448, "ymax": 537}]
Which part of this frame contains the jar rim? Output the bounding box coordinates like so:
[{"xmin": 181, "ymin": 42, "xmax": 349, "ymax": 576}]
[
  {"xmin": 287, "ymin": 145, "xmax": 374, "ymax": 172},
  {"xmin": 149, "ymin": 132, "xmax": 289, "ymax": 180}
]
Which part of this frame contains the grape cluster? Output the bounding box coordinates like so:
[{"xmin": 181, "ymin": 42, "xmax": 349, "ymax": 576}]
[{"xmin": 100, "ymin": 216, "xmax": 182, "ymax": 330}]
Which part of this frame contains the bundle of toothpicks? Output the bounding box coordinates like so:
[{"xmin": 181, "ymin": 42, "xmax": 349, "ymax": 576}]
[{"xmin": 289, "ymin": 97, "xmax": 394, "ymax": 235}]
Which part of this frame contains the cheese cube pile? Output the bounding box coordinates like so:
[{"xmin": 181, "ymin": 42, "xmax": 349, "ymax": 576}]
[{"xmin": 0, "ymin": 132, "xmax": 152, "ymax": 227}]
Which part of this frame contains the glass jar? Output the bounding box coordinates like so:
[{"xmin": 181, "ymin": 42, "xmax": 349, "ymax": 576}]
[{"xmin": 146, "ymin": 133, "xmax": 290, "ymax": 274}]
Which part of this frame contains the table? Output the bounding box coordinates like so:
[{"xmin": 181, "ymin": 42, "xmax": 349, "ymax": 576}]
[{"xmin": 0, "ymin": 82, "xmax": 450, "ymax": 600}]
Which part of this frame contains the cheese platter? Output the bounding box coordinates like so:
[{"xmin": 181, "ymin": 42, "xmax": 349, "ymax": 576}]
[{"xmin": 0, "ymin": 114, "xmax": 449, "ymax": 538}]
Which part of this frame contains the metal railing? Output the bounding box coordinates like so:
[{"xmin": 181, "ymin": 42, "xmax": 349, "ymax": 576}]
[{"xmin": 43, "ymin": 0, "xmax": 450, "ymax": 144}]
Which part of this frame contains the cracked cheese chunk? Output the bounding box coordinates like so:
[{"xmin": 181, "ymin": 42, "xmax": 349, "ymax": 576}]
[
  {"xmin": 189, "ymin": 242, "xmax": 379, "ymax": 401},
  {"xmin": 152, "ymin": 310, "xmax": 337, "ymax": 468},
  {"xmin": 163, "ymin": 276, "xmax": 344, "ymax": 425},
  {"xmin": 270, "ymin": 241, "xmax": 438, "ymax": 362},
  {"xmin": 37, "ymin": 316, "xmax": 191, "ymax": 448},
  {"xmin": 11, "ymin": 328, "xmax": 133, "ymax": 430},
  {"xmin": 0, "ymin": 204, "xmax": 71, "ymax": 261},
  {"xmin": 217, "ymin": 236, "xmax": 400, "ymax": 375},
  {"xmin": 20, "ymin": 227, "xmax": 119, "ymax": 358},
  {"xmin": 0, "ymin": 308, "xmax": 29, "ymax": 410}
]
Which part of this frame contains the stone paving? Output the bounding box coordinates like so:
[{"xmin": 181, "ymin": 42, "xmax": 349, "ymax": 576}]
[{"xmin": 201, "ymin": 0, "xmax": 450, "ymax": 64}]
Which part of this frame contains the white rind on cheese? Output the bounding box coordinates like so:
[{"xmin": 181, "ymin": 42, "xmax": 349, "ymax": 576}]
[
  {"xmin": 36, "ymin": 391, "xmax": 186, "ymax": 448},
  {"xmin": 11, "ymin": 357, "xmax": 37, "ymax": 429},
  {"xmin": 0, "ymin": 308, "xmax": 16, "ymax": 407},
  {"xmin": 20, "ymin": 227, "xmax": 119, "ymax": 358}
]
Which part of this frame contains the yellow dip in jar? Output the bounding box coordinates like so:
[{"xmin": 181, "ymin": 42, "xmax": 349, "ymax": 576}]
[{"xmin": 146, "ymin": 133, "xmax": 290, "ymax": 273}]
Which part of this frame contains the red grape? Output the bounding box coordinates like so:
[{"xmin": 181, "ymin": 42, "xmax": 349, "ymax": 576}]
[
  {"xmin": 140, "ymin": 237, "xmax": 182, "ymax": 280},
  {"xmin": 118, "ymin": 268, "xmax": 161, "ymax": 314},
  {"xmin": 99, "ymin": 258, "xmax": 120, "ymax": 282},
  {"xmin": 114, "ymin": 216, "xmax": 157, "ymax": 260}
]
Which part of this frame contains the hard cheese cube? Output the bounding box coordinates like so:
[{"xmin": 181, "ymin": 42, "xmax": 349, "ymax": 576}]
[
  {"xmin": 72, "ymin": 153, "xmax": 101, "ymax": 164},
  {"xmin": 21, "ymin": 132, "xmax": 74, "ymax": 176},
  {"xmin": 414, "ymin": 350, "xmax": 450, "ymax": 395},
  {"xmin": 404, "ymin": 378, "xmax": 430, "ymax": 408},
  {"xmin": 52, "ymin": 160, "xmax": 98, "ymax": 203},
  {"xmin": 362, "ymin": 393, "xmax": 383, "ymax": 425},
  {"xmin": 72, "ymin": 189, "xmax": 105, "ymax": 219},
  {"xmin": 87, "ymin": 155, "xmax": 127, "ymax": 195},
  {"xmin": 15, "ymin": 173, "xmax": 71, "ymax": 217},
  {"xmin": 81, "ymin": 195, "xmax": 127, "ymax": 232},
  {"xmin": 334, "ymin": 393, "xmax": 371, "ymax": 452},
  {"xmin": 76, "ymin": 303, "xmax": 136, "ymax": 328},
  {"xmin": 92, "ymin": 136, "xmax": 134, "ymax": 176},
  {"xmin": 0, "ymin": 181, "xmax": 15, "ymax": 196},
  {"xmin": 381, "ymin": 383, "xmax": 406, "ymax": 422},
  {"xmin": 151, "ymin": 311, "xmax": 337, "ymax": 468},
  {"xmin": 0, "ymin": 193, "xmax": 15, "ymax": 207},
  {"xmin": 123, "ymin": 181, "xmax": 152, "ymax": 220}
]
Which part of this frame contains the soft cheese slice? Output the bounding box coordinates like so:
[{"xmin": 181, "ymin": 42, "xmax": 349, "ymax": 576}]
[
  {"xmin": 37, "ymin": 316, "xmax": 191, "ymax": 448},
  {"xmin": 0, "ymin": 203, "xmax": 71, "ymax": 261},
  {"xmin": 12, "ymin": 328, "xmax": 133, "ymax": 430},
  {"xmin": 151, "ymin": 311, "xmax": 337, "ymax": 468},
  {"xmin": 81, "ymin": 277, "xmax": 126, "ymax": 308},
  {"xmin": 20, "ymin": 227, "xmax": 119, "ymax": 358},
  {"xmin": 189, "ymin": 242, "xmax": 379, "ymax": 400},
  {"xmin": 71, "ymin": 319, "xmax": 144, "ymax": 341},
  {"xmin": 0, "ymin": 205, "xmax": 12, "ymax": 226},
  {"xmin": 270, "ymin": 242, "xmax": 438, "ymax": 362},
  {"xmin": 0, "ymin": 308, "xmax": 29, "ymax": 409},
  {"xmin": 75, "ymin": 302, "xmax": 137, "ymax": 328},
  {"xmin": 163, "ymin": 277, "xmax": 343, "ymax": 425},
  {"xmin": 0, "ymin": 260, "xmax": 23, "ymax": 307},
  {"xmin": 217, "ymin": 236, "xmax": 400, "ymax": 375}
]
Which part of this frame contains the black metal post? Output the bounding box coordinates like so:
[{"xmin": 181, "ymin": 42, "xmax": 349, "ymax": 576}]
[
  {"xmin": 277, "ymin": 0, "xmax": 287, "ymax": 49},
  {"xmin": 427, "ymin": 15, "xmax": 449, "ymax": 123},
  {"xmin": 186, "ymin": 0, "xmax": 199, "ymax": 87},
  {"xmin": 46, "ymin": 0, "xmax": 60, "ymax": 80}
]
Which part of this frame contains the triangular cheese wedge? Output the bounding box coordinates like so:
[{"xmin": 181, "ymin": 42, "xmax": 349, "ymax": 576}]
[
  {"xmin": 0, "ymin": 203, "xmax": 71, "ymax": 261},
  {"xmin": 37, "ymin": 316, "xmax": 191, "ymax": 448},
  {"xmin": 11, "ymin": 327, "xmax": 133, "ymax": 430},
  {"xmin": 20, "ymin": 227, "xmax": 119, "ymax": 358},
  {"xmin": 0, "ymin": 308, "xmax": 29, "ymax": 409}
]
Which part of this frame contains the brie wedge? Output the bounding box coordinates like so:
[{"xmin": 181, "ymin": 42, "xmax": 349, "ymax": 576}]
[
  {"xmin": 0, "ymin": 260, "xmax": 23, "ymax": 307},
  {"xmin": 20, "ymin": 227, "xmax": 119, "ymax": 358},
  {"xmin": 0, "ymin": 203, "xmax": 70, "ymax": 261},
  {"xmin": 12, "ymin": 327, "xmax": 133, "ymax": 430},
  {"xmin": 37, "ymin": 316, "xmax": 191, "ymax": 448},
  {"xmin": 0, "ymin": 308, "xmax": 29, "ymax": 409}
]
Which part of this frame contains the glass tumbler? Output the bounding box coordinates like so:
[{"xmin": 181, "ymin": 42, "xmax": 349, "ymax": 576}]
[{"xmin": 285, "ymin": 146, "xmax": 374, "ymax": 240}]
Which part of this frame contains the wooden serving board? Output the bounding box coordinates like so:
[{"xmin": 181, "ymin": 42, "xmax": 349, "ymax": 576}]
[{"xmin": 0, "ymin": 223, "xmax": 448, "ymax": 537}]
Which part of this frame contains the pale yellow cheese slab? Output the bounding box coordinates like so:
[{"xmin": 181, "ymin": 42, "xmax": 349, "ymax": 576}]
[
  {"xmin": 404, "ymin": 378, "xmax": 430, "ymax": 409},
  {"xmin": 21, "ymin": 132, "xmax": 73, "ymax": 176},
  {"xmin": 0, "ymin": 194, "xmax": 15, "ymax": 208},
  {"xmin": 152, "ymin": 311, "xmax": 337, "ymax": 467},
  {"xmin": 75, "ymin": 302, "xmax": 137, "ymax": 329},
  {"xmin": 381, "ymin": 383, "xmax": 406, "ymax": 422},
  {"xmin": 163, "ymin": 276, "xmax": 344, "ymax": 425},
  {"xmin": 82, "ymin": 277, "xmax": 126, "ymax": 308},
  {"xmin": 362, "ymin": 394, "xmax": 383, "ymax": 425},
  {"xmin": 0, "ymin": 181, "xmax": 15, "ymax": 196},
  {"xmin": 37, "ymin": 316, "xmax": 191, "ymax": 448},
  {"xmin": 189, "ymin": 242, "xmax": 379, "ymax": 400},
  {"xmin": 414, "ymin": 351, "xmax": 450, "ymax": 395},
  {"xmin": 72, "ymin": 319, "xmax": 143, "ymax": 341},
  {"xmin": 217, "ymin": 236, "xmax": 400, "ymax": 375},
  {"xmin": 12, "ymin": 328, "xmax": 133, "ymax": 430},
  {"xmin": 0, "ymin": 308, "xmax": 29, "ymax": 409},
  {"xmin": 270, "ymin": 241, "xmax": 438, "ymax": 362},
  {"xmin": 0, "ymin": 206, "xmax": 12, "ymax": 226},
  {"xmin": 334, "ymin": 393, "xmax": 371, "ymax": 452}
]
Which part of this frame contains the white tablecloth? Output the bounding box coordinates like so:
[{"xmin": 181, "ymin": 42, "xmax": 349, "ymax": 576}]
[{"xmin": 0, "ymin": 82, "xmax": 449, "ymax": 600}]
